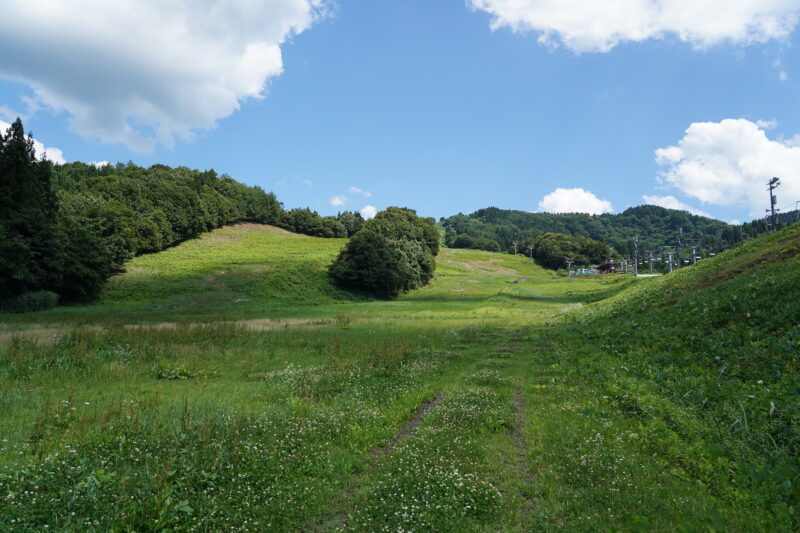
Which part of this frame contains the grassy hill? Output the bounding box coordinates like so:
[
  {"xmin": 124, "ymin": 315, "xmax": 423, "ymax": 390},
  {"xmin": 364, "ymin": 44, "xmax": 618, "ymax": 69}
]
[
  {"xmin": 525, "ymin": 221, "xmax": 800, "ymax": 529},
  {"xmin": 98, "ymin": 223, "xmax": 355, "ymax": 311},
  {"xmin": 0, "ymin": 221, "xmax": 798, "ymax": 531},
  {"xmin": 0, "ymin": 222, "xmax": 620, "ymax": 330}
]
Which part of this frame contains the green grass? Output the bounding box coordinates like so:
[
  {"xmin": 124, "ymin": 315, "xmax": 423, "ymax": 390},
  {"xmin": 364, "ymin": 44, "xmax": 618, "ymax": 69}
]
[
  {"xmin": 0, "ymin": 223, "xmax": 626, "ymax": 332},
  {"xmin": 0, "ymin": 222, "xmax": 798, "ymax": 531}
]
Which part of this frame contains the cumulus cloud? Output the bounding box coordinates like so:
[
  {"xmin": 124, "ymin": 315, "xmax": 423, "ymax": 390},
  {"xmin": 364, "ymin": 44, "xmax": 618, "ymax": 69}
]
[
  {"xmin": 538, "ymin": 188, "xmax": 613, "ymax": 215},
  {"xmin": 642, "ymin": 195, "xmax": 711, "ymax": 217},
  {"xmin": 655, "ymin": 118, "xmax": 800, "ymax": 217},
  {"xmin": 330, "ymin": 195, "xmax": 347, "ymax": 207},
  {"xmin": 0, "ymin": 119, "xmax": 66, "ymax": 164},
  {"xmin": 468, "ymin": 0, "xmax": 800, "ymax": 53},
  {"xmin": 0, "ymin": 1, "xmax": 328, "ymax": 151},
  {"xmin": 360, "ymin": 205, "xmax": 377, "ymax": 220},
  {"xmin": 349, "ymin": 186, "xmax": 372, "ymax": 198}
]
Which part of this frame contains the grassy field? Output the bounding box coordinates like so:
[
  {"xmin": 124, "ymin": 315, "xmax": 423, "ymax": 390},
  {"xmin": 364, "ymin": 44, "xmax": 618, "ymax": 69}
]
[{"xmin": 0, "ymin": 222, "xmax": 798, "ymax": 531}]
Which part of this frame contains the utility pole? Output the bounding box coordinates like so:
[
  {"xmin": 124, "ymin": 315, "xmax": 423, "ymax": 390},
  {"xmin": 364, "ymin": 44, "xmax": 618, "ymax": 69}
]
[
  {"xmin": 632, "ymin": 235, "xmax": 639, "ymax": 276},
  {"xmin": 528, "ymin": 245, "xmax": 534, "ymax": 264},
  {"xmin": 767, "ymin": 177, "xmax": 781, "ymax": 231},
  {"xmin": 667, "ymin": 251, "xmax": 674, "ymax": 273},
  {"xmin": 566, "ymin": 257, "xmax": 574, "ymax": 276},
  {"xmin": 677, "ymin": 228, "xmax": 683, "ymax": 269},
  {"xmin": 692, "ymin": 246, "xmax": 697, "ymax": 265},
  {"xmin": 795, "ymin": 201, "xmax": 800, "ymax": 222},
  {"xmin": 512, "ymin": 241, "xmax": 518, "ymax": 256},
  {"xmin": 646, "ymin": 250, "xmax": 653, "ymax": 274}
]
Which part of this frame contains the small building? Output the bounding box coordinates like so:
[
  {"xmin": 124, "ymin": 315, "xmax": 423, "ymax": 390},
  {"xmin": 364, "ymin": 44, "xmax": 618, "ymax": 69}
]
[{"xmin": 597, "ymin": 258, "xmax": 617, "ymax": 274}]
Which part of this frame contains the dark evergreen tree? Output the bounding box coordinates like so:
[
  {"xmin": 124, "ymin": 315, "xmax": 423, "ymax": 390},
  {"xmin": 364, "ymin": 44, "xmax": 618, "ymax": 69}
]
[{"xmin": 0, "ymin": 119, "xmax": 64, "ymax": 300}]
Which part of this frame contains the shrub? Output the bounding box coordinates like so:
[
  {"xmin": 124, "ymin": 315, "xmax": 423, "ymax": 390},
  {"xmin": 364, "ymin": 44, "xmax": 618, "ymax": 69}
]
[
  {"xmin": 328, "ymin": 207, "xmax": 438, "ymax": 299},
  {"xmin": 0, "ymin": 290, "xmax": 58, "ymax": 313}
]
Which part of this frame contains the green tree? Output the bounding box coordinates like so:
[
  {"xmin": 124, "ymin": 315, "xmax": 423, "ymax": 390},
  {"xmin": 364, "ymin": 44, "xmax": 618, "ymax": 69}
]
[
  {"xmin": 0, "ymin": 119, "xmax": 64, "ymax": 299},
  {"xmin": 328, "ymin": 207, "xmax": 437, "ymax": 298}
]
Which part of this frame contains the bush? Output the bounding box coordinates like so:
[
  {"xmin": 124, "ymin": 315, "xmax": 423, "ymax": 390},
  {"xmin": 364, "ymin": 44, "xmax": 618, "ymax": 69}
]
[
  {"xmin": 0, "ymin": 290, "xmax": 58, "ymax": 313},
  {"xmin": 328, "ymin": 207, "xmax": 437, "ymax": 299}
]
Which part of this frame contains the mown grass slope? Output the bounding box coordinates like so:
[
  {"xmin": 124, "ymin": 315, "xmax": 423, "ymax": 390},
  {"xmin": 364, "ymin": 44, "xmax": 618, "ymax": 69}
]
[
  {"xmin": 0, "ymin": 223, "xmax": 624, "ymax": 330},
  {"xmin": 0, "ymin": 221, "xmax": 798, "ymax": 531}
]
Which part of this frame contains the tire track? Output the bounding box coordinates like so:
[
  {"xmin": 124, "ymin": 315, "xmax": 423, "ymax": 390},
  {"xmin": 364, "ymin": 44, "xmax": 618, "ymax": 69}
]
[{"xmin": 369, "ymin": 392, "xmax": 444, "ymax": 458}]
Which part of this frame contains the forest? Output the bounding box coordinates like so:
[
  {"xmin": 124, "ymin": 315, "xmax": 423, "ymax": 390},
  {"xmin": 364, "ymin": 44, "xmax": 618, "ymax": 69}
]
[
  {"xmin": 441, "ymin": 206, "xmax": 761, "ymax": 259},
  {"xmin": 0, "ymin": 119, "xmax": 363, "ymax": 311}
]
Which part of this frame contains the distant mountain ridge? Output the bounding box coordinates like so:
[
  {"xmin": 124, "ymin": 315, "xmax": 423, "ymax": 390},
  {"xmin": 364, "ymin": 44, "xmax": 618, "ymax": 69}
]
[{"xmin": 441, "ymin": 205, "xmax": 754, "ymax": 259}]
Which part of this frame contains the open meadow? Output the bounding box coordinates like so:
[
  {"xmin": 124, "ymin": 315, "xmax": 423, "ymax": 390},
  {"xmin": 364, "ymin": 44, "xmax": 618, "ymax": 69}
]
[{"xmin": 1, "ymin": 223, "xmax": 799, "ymax": 531}]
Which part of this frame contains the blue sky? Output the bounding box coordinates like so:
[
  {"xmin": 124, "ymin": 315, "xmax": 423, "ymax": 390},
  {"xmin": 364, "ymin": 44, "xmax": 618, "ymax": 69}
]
[{"xmin": 2, "ymin": 0, "xmax": 800, "ymax": 223}]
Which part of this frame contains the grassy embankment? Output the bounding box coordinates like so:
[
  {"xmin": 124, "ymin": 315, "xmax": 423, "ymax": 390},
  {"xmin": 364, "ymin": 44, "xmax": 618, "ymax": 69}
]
[{"xmin": 0, "ymin": 222, "xmax": 798, "ymax": 531}]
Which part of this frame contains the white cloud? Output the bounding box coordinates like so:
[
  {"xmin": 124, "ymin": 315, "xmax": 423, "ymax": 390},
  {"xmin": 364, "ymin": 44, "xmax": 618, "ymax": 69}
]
[
  {"xmin": 360, "ymin": 205, "xmax": 377, "ymax": 220},
  {"xmin": 756, "ymin": 119, "xmax": 778, "ymax": 130},
  {"xmin": 330, "ymin": 195, "xmax": 347, "ymax": 207},
  {"xmin": 349, "ymin": 186, "xmax": 372, "ymax": 198},
  {"xmin": 0, "ymin": 119, "xmax": 66, "ymax": 164},
  {"xmin": 642, "ymin": 195, "xmax": 711, "ymax": 217},
  {"xmin": 0, "ymin": 1, "xmax": 328, "ymax": 151},
  {"xmin": 89, "ymin": 161, "xmax": 111, "ymax": 168},
  {"xmin": 538, "ymin": 188, "xmax": 613, "ymax": 215},
  {"xmin": 780, "ymin": 71, "xmax": 789, "ymax": 81},
  {"xmin": 655, "ymin": 118, "xmax": 800, "ymax": 217},
  {"xmin": 469, "ymin": 0, "xmax": 800, "ymax": 53}
]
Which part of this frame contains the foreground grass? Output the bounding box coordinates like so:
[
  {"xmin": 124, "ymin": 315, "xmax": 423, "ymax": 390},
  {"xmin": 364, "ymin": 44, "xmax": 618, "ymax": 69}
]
[{"xmin": 1, "ymin": 223, "xmax": 798, "ymax": 531}]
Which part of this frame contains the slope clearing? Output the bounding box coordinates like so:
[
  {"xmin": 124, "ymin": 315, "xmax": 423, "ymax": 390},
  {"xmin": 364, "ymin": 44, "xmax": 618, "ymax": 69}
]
[
  {"xmin": 0, "ymin": 222, "xmax": 798, "ymax": 531},
  {"xmin": 0, "ymin": 222, "xmax": 624, "ymax": 331}
]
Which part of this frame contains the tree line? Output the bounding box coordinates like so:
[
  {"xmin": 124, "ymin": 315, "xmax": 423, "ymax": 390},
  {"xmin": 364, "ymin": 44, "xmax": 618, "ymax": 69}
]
[
  {"xmin": 0, "ymin": 119, "xmax": 363, "ymax": 311},
  {"xmin": 441, "ymin": 205, "xmax": 754, "ymax": 261}
]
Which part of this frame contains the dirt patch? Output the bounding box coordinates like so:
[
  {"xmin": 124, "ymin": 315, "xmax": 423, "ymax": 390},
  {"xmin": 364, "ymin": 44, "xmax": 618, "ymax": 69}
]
[
  {"xmin": 441, "ymin": 258, "xmax": 517, "ymax": 275},
  {"xmin": 369, "ymin": 393, "xmax": 444, "ymax": 458}
]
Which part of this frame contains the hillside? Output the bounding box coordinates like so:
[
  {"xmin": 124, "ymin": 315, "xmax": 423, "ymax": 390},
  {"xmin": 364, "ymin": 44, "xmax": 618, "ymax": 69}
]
[
  {"xmin": 1, "ymin": 220, "xmax": 798, "ymax": 531},
  {"xmin": 441, "ymin": 205, "xmax": 740, "ymax": 257},
  {"xmin": 530, "ymin": 221, "xmax": 800, "ymax": 528},
  {"xmin": 1, "ymin": 123, "xmax": 365, "ymax": 311},
  {"xmin": 0, "ymin": 222, "xmax": 620, "ymax": 330},
  {"xmin": 99, "ymin": 223, "xmax": 354, "ymax": 310}
]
